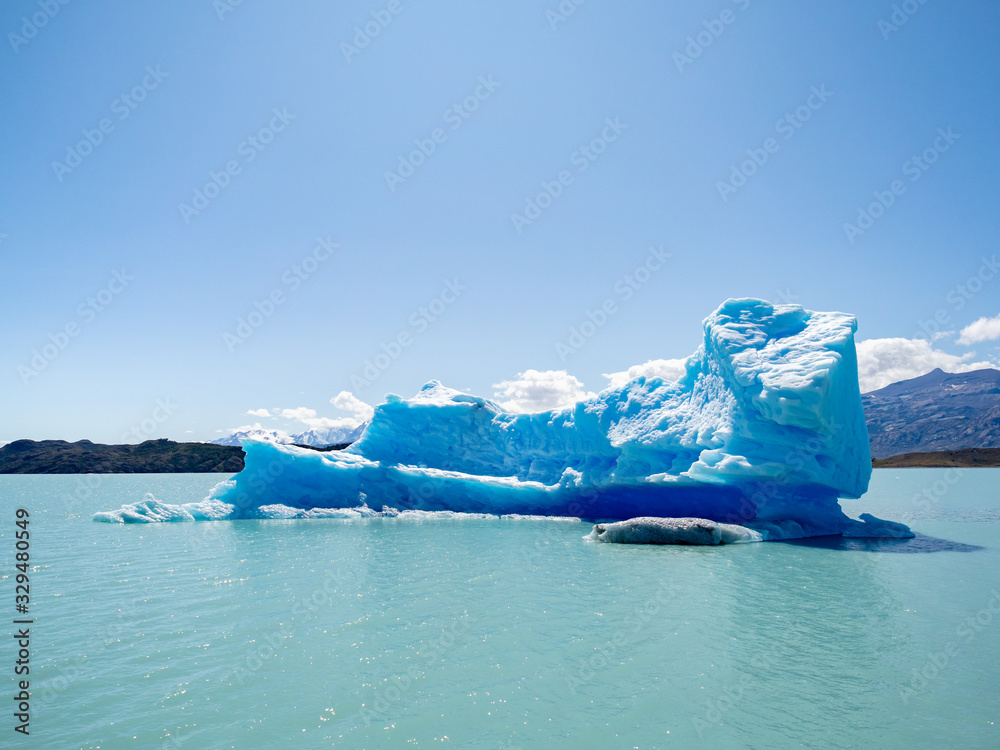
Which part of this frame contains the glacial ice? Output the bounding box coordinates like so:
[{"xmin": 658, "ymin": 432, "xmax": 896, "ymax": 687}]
[
  {"xmin": 587, "ymin": 517, "xmax": 764, "ymax": 545},
  {"xmin": 91, "ymin": 494, "xmax": 568, "ymax": 524},
  {"xmin": 92, "ymin": 493, "xmax": 236, "ymax": 523},
  {"xmin": 95, "ymin": 299, "xmax": 913, "ymax": 541}
]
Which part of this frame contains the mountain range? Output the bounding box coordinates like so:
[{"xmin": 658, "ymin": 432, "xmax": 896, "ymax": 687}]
[
  {"xmin": 210, "ymin": 422, "xmax": 368, "ymax": 448},
  {"xmin": 862, "ymin": 367, "xmax": 1000, "ymax": 459}
]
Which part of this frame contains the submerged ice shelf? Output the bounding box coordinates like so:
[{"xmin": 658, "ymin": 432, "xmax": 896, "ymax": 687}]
[{"xmin": 96, "ymin": 298, "xmax": 912, "ymax": 541}]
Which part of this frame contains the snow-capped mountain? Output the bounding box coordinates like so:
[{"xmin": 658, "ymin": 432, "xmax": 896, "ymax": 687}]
[
  {"xmin": 210, "ymin": 426, "xmax": 292, "ymax": 447},
  {"xmin": 288, "ymin": 422, "xmax": 368, "ymax": 447},
  {"xmin": 210, "ymin": 422, "xmax": 368, "ymax": 448}
]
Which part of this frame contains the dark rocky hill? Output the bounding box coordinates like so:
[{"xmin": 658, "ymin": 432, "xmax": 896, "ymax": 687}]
[
  {"xmin": 863, "ymin": 368, "xmax": 1000, "ymax": 459},
  {"xmin": 0, "ymin": 439, "xmax": 245, "ymax": 474},
  {"xmin": 872, "ymin": 447, "xmax": 1000, "ymax": 468}
]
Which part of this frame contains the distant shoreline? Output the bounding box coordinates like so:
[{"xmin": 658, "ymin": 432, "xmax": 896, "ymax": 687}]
[
  {"xmin": 0, "ymin": 439, "xmax": 245, "ymax": 474},
  {"xmin": 1, "ymin": 439, "xmax": 997, "ymax": 474},
  {"xmin": 871, "ymin": 447, "xmax": 1000, "ymax": 468}
]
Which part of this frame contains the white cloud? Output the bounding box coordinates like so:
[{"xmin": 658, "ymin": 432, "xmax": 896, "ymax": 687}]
[
  {"xmin": 298, "ymin": 416, "xmax": 362, "ymax": 430},
  {"xmin": 330, "ymin": 390, "xmax": 375, "ymax": 420},
  {"xmin": 276, "ymin": 404, "xmax": 365, "ymax": 432},
  {"xmin": 280, "ymin": 407, "xmax": 317, "ymax": 422},
  {"xmin": 855, "ymin": 337, "xmax": 997, "ymax": 392},
  {"xmin": 246, "ymin": 408, "xmax": 271, "ymax": 418},
  {"xmin": 957, "ymin": 314, "xmax": 1000, "ymax": 345},
  {"xmin": 602, "ymin": 358, "xmax": 688, "ymax": 390},
  {"xmin": 492, "ymin": 369, "xmax": 595, "ymax": 413}
]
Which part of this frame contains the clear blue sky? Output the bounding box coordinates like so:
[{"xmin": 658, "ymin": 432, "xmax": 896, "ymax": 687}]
[{"xmin": 1, "ymin": 0, "xmax": 998, "ymax": 443}]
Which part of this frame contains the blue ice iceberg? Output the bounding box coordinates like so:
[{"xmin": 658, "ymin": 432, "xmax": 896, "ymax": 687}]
[{"xmin": 95, "ymin": 299, "xmax": 912, "ymax": 540}]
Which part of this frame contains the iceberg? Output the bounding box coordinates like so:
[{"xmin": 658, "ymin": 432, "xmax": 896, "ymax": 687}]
[{"xmin": 95, "ymin": 298, "xmax": 912, "ymax": 541}]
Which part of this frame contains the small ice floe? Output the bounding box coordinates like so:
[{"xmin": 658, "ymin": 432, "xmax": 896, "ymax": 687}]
[{"xmin": 586, "ymin": 517, "xmax": 763, "ymax": 545}]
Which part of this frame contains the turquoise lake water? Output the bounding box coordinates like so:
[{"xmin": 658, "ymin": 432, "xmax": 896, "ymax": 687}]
[{"xmin": 2, "ymin": 469, "xmax": 998, "ymax": 749}]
